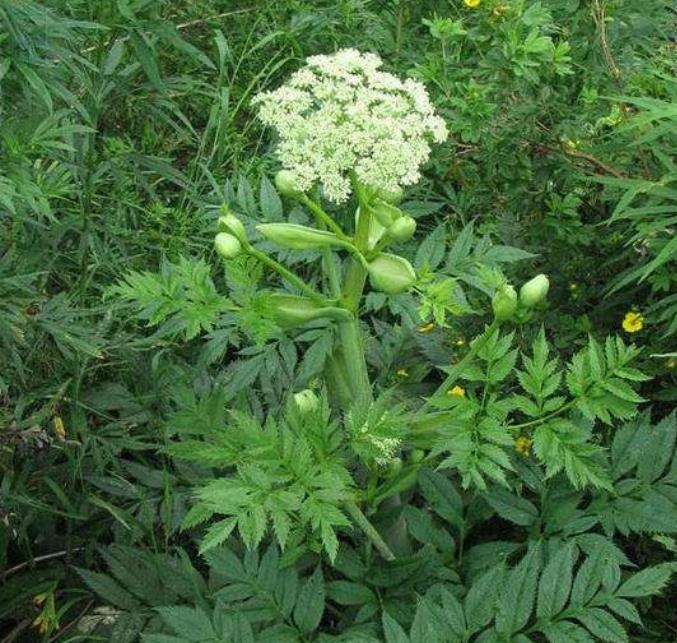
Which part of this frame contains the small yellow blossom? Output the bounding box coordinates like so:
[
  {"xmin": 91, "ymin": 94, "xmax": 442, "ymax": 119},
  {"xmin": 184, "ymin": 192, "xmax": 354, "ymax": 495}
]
[
  {"xmin": 447, "ymin": 385, "xmax": 466, "ymax": 398},
  {"xmin": 396, "ymin": 368, "xmax": 409, "ymax": 378},
  {"xmin": 33, "ymin": 614, "xmax": 50, "ymax": 635},
  {"xmin": 622, "ymin": 311, "xmax": 644, "ymax": 333},
  {"xmin": 53, "ymin": 416, "xmax": 66, "ymax": 441},
  {"xmin": 464, "ymin": 0, "xmax": 481, "ymax": 7},
  {"xmin": 515, "ymin": 436, "xmax": 532, "ymax": 457},
  {"xmin": 418, "ymin": 322, "xmax": 435, "ymax": 334},
  {"xmin": 455, "ymin": 338, "xmax": 465, "ymax": 347}
]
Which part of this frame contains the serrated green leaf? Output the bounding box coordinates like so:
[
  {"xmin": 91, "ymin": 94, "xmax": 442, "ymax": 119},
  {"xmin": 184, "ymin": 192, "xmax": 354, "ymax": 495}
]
[
  {"xmin": 382, "ymin": 611, "xmax": 409, "ymax": 643},
  {"xmin": 293, "ymin": 567, "xmax": 324, "ymax": 633},
  {"xmin": 495, "ymin": 546, "xmax": 541, "ymax": 635},
  {"xmin": 576, "ymin": 608, "xmax": 627, "ymax": 643},
  {"xmin": 465, "ymin": 565, "xmax": 504, "ymax": 633},
  {"xmin": 156, "ymin": 606, "xmax": 216, "ymax": 641},
  {"xmin": 485, "ymin": 488, "xmax": 538, "ymax": 527},
  {"xmin": 537, "ymin": 543, "xmax": 575, "ymax": 620},
  {"xmin": 199, "ymin": 518, "xmax": 237, "ymax": 554},
  {"xmin": 616, "ymin": 564, "xmax": 674, "ymax": 598}
]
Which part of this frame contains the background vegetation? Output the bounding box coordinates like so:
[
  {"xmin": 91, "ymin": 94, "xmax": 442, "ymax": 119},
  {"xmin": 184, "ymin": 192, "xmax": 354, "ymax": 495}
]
[{"xmin": 0, "ymin": 0, "xmax": 675, "ymax": 641}]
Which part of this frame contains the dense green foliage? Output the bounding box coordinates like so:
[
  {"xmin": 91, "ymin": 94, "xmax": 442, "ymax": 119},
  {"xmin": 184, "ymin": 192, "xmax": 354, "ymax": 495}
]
[{"xmin": 1, "ymin": 1, "xmax": 675, "ymax": 641}]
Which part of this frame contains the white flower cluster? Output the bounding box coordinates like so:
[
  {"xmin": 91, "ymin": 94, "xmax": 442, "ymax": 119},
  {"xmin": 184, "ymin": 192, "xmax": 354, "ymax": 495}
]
[{"xmin": 253, "ymin": 48, "xmax": 448, "ymax": 203}]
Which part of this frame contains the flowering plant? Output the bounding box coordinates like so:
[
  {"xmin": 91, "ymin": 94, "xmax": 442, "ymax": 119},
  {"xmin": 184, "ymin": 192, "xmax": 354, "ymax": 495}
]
[
  {"xmin": 112, "ymin": 48, "xmax": 670, "ymax": 643},
  {"xmin": 253, "ymin": 49, "xmax": 448, "ymax": 203}
]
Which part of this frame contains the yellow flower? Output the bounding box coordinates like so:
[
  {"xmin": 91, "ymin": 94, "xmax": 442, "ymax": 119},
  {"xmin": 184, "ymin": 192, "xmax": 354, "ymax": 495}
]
[
  {"xmin": 53, "ymin": 416, "xmax": 66, "ymax": 441},
  {"xmin": 622, "ymin": 311, "xmax": 644, "ymax": 333},
  {"xmin": 447, "ymin": 385, "xmax": 466, "ymax": 398},
  {"xmin": 455, "ymin": 338, "xmax": 465, "ymax": 347},
  {"xmin": 33, "ymin": 614, "xmax": 50, "ymax": 634},
  {"xmin": 418, "ymin": 322, "xmax": 435, "ymax": 334},
  {"xmin": 464, "ymin": 0, "xmax": 481, "ymax": 7},
  {"xmin": 515, "ymin": 436, "xmax": 532, "ymax": 457},
  {"xmin": 396, "ymin": 368, "xmax": 409, "ymax": 378}
]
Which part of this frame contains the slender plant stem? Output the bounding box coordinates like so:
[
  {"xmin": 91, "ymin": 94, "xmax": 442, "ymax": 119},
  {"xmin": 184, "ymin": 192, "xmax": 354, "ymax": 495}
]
[
  {"xmin": 246, "ymin": 246, "xmax": 321, "ymax": 299},
  {"xmin": 509, "ymin": 400, "xmax": 576, "ymax": 430},
  {"xmin": 300, "ymin": 194, "xmax": 351, "ymax": 241},
  {"xmin": 426, "ymin": 319, "xmax": 500, "ymax": 407},
  {"xmin": 344, "ymin": 500, "xmax": 396, "ymax": 562}
]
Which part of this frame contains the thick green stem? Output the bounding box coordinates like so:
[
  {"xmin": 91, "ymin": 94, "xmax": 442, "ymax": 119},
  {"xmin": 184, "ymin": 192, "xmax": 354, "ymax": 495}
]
[
  {"xmin": 344, "ymin": 500, "xmax": 396, "ymax": 562},
  {"xmin": 337, "ymin": 317, "xmax": 371, "ymax": 402},
  {"xmin": 334, "ymin": 184, "xmax": 373, "ymax": 403},
  {"xmin": 326, "ymin": 354, "xmax": 353, "ymax": 409}
]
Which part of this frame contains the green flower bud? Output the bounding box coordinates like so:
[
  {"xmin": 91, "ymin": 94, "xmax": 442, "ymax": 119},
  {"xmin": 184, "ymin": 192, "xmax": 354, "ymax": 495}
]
[
  {"xmin": 275, "ymin": 170, "xmax": 302, "ymax": 198},
  {"xmin": 293, "ymin": 389, "xmax": 320, "ymax": 414},
  {"xmin": 214, "ymin": 232, "xmax": 242, "ymax": 259},
  {"xmin": 492, "ymin": 284, "xmax": 518, "ymax": 322},
  {"xmin": 257, "ymin": 223, "xmax": 343, "ymax": 250},
  {"xmin": 377, "ymin": 185, "xmax": 404, "ymax": 205},
  {"xmin": 218, "ymin": 212, "xmax": 247, "ymax": 243},
  {"xmin": 371, "ymin": 201, "xmax": 402, "ymax": 228},
  {"xmin": 519, "ymin": 274, "xmax": 550, "ymax": 308},
  {"xmin": 265, "ymin": 293, "xmax": 352, "ymax": 328},
  {"xmin": 367, "ymin": 253, "xmax": 417, "ymax": 294},
  {"xmin": 410, "ymin": 449, "xmax": 425, "ymax": 463},
  {"xmin": 386, "ymin": 216, "xmax": 416, "ymax": 242}
]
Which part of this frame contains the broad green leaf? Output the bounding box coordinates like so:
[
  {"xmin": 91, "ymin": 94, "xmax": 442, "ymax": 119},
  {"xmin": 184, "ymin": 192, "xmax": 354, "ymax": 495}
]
[{"xmin": 382, "ymin": 611, "xmax": 409, "ymax": 643}]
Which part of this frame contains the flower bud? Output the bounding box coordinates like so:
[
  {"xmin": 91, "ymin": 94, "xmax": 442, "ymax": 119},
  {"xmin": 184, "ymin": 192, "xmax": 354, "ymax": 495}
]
[
  {"xmin": 293, "ymin": 389, "xmax": 320, "ymax": 414},
  {"xmin": 372, "ymin": 201, "xmax": 402, "ymax": 228},
  {"xmin": 265, "ymin": 293, "xmax": 352, "ymax": 328},
  {"xmin": 377, "ymin": 185, "xmax": 404, "ymax": 205},
  {"xmin": 275, "ymin": 170, "xmax": 302, "ymax": 198},
  {"xmin": 519, "ymin": 274, "xmax": 550, "ymax": 309},
  {"xmin": 218, "ymin": 212, "xmax": 247, "ymax": 243},
  {"xmin": 367, "ymin": 253, "xmax": 417, "ymax": 294},
  {"xmin": 257, "ymin": 223, "xmax": 343, "ymax": 250},
  {"xmin": 492, "ymin": 284, "xmax": 518, "ymax": 322},
  {"xmin": 386, "ymin": 216, "xmax": 416, "ymax": 242},
  {"xmin": 214, "ymin": 232, "xmax": 242, "ymax": 259}
]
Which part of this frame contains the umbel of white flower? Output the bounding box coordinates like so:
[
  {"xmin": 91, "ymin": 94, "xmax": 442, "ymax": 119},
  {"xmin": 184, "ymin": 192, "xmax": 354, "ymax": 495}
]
[{"xmin": 253, "ymin": 48, "xmax": 448, "ymax": 204}]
